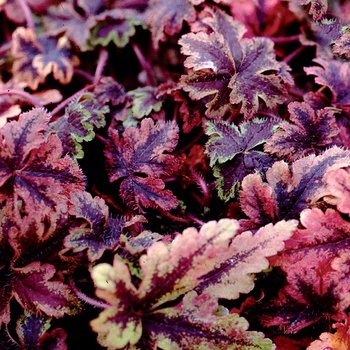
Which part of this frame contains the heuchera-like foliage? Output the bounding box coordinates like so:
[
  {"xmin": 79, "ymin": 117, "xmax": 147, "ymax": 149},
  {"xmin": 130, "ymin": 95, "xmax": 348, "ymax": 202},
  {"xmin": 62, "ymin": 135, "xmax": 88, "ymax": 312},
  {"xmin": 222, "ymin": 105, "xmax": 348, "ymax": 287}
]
[
  {"xmin": 104, "ymin": 118, "xmax": 179, "ymax": 212},
  {"xmin": 3, "ymin": 0, "xmax": 350, "ymax": 348},
  {"xmin": 265, "ymin": 101, "xmax": 338, "ymax": 161},
  {"xmin": 264, "ymin": 208, "xmax": 350, "ymax": 333},
  {"xmin": 179, "ymin": 7, "xmax": 292, "ymax": 117},
  {"xmin": 205, "ymin": 118, "xmax": 276, "ymax": 200},
  {"xmin": 0, "ymin": 108, "xmax": 85, "ymax": 218},
  {"xmin": 90, "ymin": 219, "xmax": 297, "ymax": 349}
]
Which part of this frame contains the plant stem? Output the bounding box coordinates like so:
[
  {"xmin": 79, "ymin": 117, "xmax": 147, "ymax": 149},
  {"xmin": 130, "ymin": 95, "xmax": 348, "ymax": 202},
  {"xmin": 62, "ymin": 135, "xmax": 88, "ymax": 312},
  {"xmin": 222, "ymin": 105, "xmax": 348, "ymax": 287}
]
[
  {"xmin": 0, "ymin": 89, "xmax": 42, "ymax": 107},
  {"xmin": 17, "ymin": 0, "xmax": 35, "ymax": 31},
  {"xmin": 69, "ymin": 277, "xmax": 110, "ymax": 309},
  {"xmin": 157, "ymin": 208, "xmax": 191, "ymax": 223},
  {"xmin": 94, "ymin": 48, "xmax": 109, "ymax": 84},
  {"xmin": 132, "ymin": 42, "xmax": 157, "ymax": 86},
  {"xmin": 268, "ymin": 34, "xmax": 300, "ymax": 44},
  {"xmin": 283, "ymin": 45, "xmax": 305, "ymax": 65},
  {"xmin": 51, "ymin": 84, "xmax": 94, "ymax": 116}
]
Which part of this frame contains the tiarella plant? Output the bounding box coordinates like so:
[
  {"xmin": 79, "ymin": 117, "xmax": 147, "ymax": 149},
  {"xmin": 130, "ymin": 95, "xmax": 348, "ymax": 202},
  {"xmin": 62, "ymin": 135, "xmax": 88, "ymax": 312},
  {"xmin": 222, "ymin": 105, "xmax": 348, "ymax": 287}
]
[{"xmin": 0, "ymin": 0, "xmax": 350, "ymax": 349}]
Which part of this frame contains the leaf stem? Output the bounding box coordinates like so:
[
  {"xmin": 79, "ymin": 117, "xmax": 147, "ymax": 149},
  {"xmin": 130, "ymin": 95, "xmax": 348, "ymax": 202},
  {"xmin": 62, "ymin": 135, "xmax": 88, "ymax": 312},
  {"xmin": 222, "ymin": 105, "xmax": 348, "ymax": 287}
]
[
  {"xmin": 283, "ymin": 45, "xmax": 305, "ymax": 65},
  {"xmin": 268, "ymin": 34, "xmax": 300, "ymax": 44},
  {"xmin": 190, "ymin": 168, "xmax": 210, "ymax": 206},
  {"xmin": 132, "ymin": 42, "xmax": 157, "ymax": 86},
  {"xmin": 17, "ymin": 0, "xmax": 35, "ymax": 31},
  {"xmin": 157, "ymin": 207, "xmax": 191, "ymax": 223},
  {"xmin": 69, "ymin": 277, "xmax": 110, "ymax": 309},
  {"xmin": 0, "ymin": 89, "xmax": 42, "ymax": 107},
  {"xmin": 51, "ymin": 84, "xmax": 94, "ymax": 116},
  {"xmin": 94, "ymin": 48, "xmax": 109, "ymax": 84}
]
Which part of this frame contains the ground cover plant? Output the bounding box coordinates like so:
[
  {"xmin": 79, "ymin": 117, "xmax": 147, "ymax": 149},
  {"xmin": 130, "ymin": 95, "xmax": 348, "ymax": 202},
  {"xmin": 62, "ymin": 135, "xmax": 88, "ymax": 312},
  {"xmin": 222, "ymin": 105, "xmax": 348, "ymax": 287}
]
[{"xmin": 1, "ymin": 0, "xmax": 350, "ymax": 349}]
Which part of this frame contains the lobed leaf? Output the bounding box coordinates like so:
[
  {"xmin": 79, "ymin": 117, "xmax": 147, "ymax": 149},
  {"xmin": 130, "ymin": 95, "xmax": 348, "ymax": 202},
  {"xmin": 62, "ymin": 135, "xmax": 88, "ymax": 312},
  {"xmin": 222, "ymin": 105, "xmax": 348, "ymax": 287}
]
[
  {"xmin": 179, "ymin": 8, "xmax": 292, "ymax": 117},
  {"xmin": 104, "ymin": 118, "xmax": 179, "ymax": 211},
  {"xmin": 90, "ymin": 218, "xmax": 295, "ymax": 348},
  {"xmin": 49, "ymin": 92, "xmax": 109, "ymax": 159},
  {"xmin": 205, "ymin": 118, "xmax": 276, "ymax": 200},
  {"xmin": 13, "ymin": 262, "xmax": 79, "ymax": 318},
  {"xmin": 266, "ymin": 208, "xmax": 350, "ymax": 332},
  {"xmin": 240, "ymin": 146, "xmax": 350, "ymax": 224},
  {"xmin": 0, "ymin": 108, "xmax": 85, "ymax": 217},
  {"xmin": 265, "ymin": 102, "xmax": 338, "ymax": 161}
]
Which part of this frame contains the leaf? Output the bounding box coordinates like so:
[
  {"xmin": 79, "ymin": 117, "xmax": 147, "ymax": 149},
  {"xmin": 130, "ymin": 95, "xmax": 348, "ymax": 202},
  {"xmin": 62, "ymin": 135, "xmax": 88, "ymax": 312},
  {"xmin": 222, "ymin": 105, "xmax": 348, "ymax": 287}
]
[
  {"xmin": 0, "ymin": 108, "xmax": 85, "ymax": 217},
  {"xmin": 324, "ymin": 168, "xmax": 350, "ymax": 215},
  {"xmin": 12, "ymin": 27, "xmax": 79, "ymax": 90},
  {"xmin": 179, "ymin": 8, "xmax": 292, "ymax": 117},
  {"xmin": 65, "ymin": 192, "xmax": 123, "ymax": 261},
  {"xmin": 266, "ymin": 208, "xmax": 350, "ymax": 333},
  {"xmin": 13, "ymin": 262, "xmax": 79, "ymax": 318},
  {"xmin": 127, "ymin": 86, "xmax": 162, "ymax": 119},
  {"xmin": 49, "ymin": 92, "xmax": 109, "ymax": 159},
  {"xmin": 90, "ymin": 219, "xmax": 294, "ymax": 349},
  {"xmin": 308, "ymin": 315, "xmax": 350, "ymax": 350},
  {"xmin": 205, "ymin": 119, "xmax": 276, "ymax": 200},
  {"xmin": 42, "ymin": 0, "xmax": 100, "ymax": 49},
  {"xmin": 104, "ymin": 118, "xmax": 179, "ymax": 212},
  {"xmin": 16, "ymin": 312, "xmax": 68, "ymax": 350},
  {"xmin": 265, "ymin": 102, "xmax": 338, "ymax": 161},
  {"xmin": 239, "ymin": 146, "xmax": 350, "ymax": 223},
  {"xmin": 304, "ymin": 58, "xmax": 350, "ymax": 108},
  {"xmin": 290, "ymin": 0, "xmax": 328, "ymax": 20},
  {"xmin": 90, "ymin": 9, "xmax": 143, "ymax": 48},
  {"xmin": 333, "ymin": 31, "xmax": 350, "ymax": 59},
  {"xmin": 146, "ymin": 0, "xmax": 197, "ymax": 48}
]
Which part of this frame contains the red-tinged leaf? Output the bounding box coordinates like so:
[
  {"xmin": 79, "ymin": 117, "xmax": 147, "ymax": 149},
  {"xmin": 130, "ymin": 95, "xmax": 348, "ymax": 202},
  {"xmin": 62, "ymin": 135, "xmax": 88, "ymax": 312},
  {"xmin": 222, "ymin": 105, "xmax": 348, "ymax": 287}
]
[
  {"xmin": 265, "ymin": 102, "xmax": 338, "ymax": 161},
  {"xmin": 16, "ymin": 312, "xmax": 68, "ymax": 350},
  {"xmin": 13, "ymin": 262, "xmax": 79, "ymax": 318},
  {"xmin": 267, "ymin": 146, "xmax": 350, "ymax": 220},
  {"xmin": 42, "ymin": 0, "xmax": 99, "ymax": 49},
  {"xmin": 179, "ymin": 8, "xmax": 292, "ymax": 117},
  {"xmin": 239, "ymin": 173, "xmax": 277, "ymax": 230},
  {"xmin": 90, "ymin": 219, "xmax": 283, "ymax": 349},
  {"xmin": 65, "ymin": 192, "xmax": 125, "ymax": 261},
  {"xmin": 105, "ymin": 118, "xmax": 179, "ymax": 211},
  {"xmin": 325, "ymin": 168, "xmax": 350, "ymax": 215},
  {"xmin": 290, "ymin": 0, "xmax": 327, "ymax": 20},
  {"xmin": 0, "ymin": 108, "xmax": 85, "ymax": 216},
  {"xmin": 205, "ymin": 118, "xmax": 276, "ymax": 200},
  {"xmin": 120, "ymin": 176, "xmax": 178, "ymax": 212},
  {"xmin": 228, "ymin": 38, "xmax": 292, "ymax": 117},
  {"xmin": 146, "ymin": 0, "xmax": 197, "ymax": 47},
  {"xmin": 308, "ymin": 315, "xmax": 350, "ymax": 350},
  {"xmin": 333, "ymin": 31, "xmax": 350, "ymax": 59},
  {"xmin": 12, "ymin": 27, "xmax": 79, "ymax": 90},
  {"xmin": 266, "ymin": 208, "xmax": 350, "ymax": 332},
  {"xmin": 305, "ymin": 58, "xmax": 350, "ymax": 108},
  {"xmin": 94, "ymin": 76, "xmax": 126, "ymax": 106}
]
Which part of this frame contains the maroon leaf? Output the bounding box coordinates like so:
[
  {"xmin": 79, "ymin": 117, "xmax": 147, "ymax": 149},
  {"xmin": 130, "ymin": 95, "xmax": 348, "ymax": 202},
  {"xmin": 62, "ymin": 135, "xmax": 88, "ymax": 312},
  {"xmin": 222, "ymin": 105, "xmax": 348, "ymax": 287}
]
[
  {"xmin": 104, "ymin": 118, "xmax": 179, "ymax": 211},
  {"xmin": 333, "ymin": 31, "xmax": 350, "ymax": 59},
  {"xmin": 146, "ymin": 0, "xmax": 197, "ymax": 47},
  {"xmin": 13, "ymin": 262, "xmax": 79, "ymax": 318},
  {"xmin": 65, "ymin": 192, "xmax": 127, "ymax": 261},
  {"xmin": 205, "ymin": 118, "xmax": 276, "ymax": 200},
  {"xmin": 179, "ymin": 8, "xmax": 292, "ymax": 118},
  {"xmin": 265, "ymin": 102, "xmax": 338, "ymax": 161},
  {"xmin": 239, "ymin": 146, "xmax": 350, "ymax": 224},
  {"xmin": 265, "ymin": 208, "xmax": 350, "ymax": 332},
  {"xmin": 0, "ymin": 108, "xmax": 85, "ymax": 217},
  {"xmin": 305, "ymin": 58, "xmax": 350, "ymax": 109}
]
